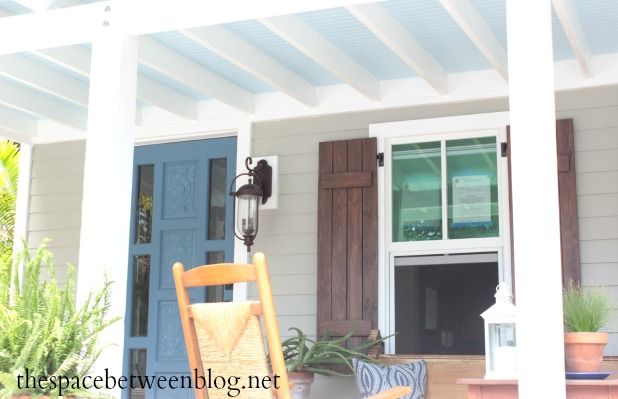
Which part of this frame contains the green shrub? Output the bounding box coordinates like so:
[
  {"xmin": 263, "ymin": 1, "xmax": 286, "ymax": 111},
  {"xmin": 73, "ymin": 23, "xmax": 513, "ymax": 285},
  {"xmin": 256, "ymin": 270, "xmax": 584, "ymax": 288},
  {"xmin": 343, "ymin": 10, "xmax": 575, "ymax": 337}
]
[
  {"xmin": 0, "ymin": 242, "xmax": 118, "ymax": 398},
  {"xmin": 563, "ymin": 281, "xmax": 611, "ymax": 333}
]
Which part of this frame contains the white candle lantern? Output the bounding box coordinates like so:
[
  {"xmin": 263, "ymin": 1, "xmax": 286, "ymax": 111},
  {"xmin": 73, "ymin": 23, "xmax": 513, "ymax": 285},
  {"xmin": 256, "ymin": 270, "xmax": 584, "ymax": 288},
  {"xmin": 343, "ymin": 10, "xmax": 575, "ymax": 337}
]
[{"xmin": 481, "ymin": 282, "xmax": 517, "ymax": 379}]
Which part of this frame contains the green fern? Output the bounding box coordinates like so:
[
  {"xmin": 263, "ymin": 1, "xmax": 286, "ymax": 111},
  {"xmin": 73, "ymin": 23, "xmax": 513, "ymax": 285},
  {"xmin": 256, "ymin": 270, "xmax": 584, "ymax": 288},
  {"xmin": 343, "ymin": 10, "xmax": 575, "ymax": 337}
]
[{"xmin": 0, "ymin": 241, "xmax": 118, "ymax": 398}]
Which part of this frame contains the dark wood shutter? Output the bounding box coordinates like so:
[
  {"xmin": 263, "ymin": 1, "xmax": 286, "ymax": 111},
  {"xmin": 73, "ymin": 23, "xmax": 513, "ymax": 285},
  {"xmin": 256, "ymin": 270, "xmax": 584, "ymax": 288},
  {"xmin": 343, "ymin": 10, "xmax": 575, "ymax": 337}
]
[
  {"xmin": 507, "ymin": 118, "xmax": 581, "ymax": 287},
  {"xmin": 317, "ymin": 137, "xmax": 378, "ymax": 341}
]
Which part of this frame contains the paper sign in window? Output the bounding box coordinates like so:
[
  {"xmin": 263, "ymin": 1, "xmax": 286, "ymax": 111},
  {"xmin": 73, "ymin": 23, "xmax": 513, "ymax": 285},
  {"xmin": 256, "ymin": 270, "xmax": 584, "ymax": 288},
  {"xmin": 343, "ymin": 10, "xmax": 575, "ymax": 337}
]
[{"xmin": 452, "ymin": 175, "xmax": 491, "ymax": 225}]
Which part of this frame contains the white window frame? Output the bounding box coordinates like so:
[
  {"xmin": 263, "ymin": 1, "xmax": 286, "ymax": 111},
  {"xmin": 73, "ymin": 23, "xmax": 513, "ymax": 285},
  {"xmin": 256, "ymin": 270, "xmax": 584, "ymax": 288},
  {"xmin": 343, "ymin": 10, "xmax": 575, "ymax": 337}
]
[{"xmin": 370, "ymin": 111, "xmax": 511, "ymax": 354}]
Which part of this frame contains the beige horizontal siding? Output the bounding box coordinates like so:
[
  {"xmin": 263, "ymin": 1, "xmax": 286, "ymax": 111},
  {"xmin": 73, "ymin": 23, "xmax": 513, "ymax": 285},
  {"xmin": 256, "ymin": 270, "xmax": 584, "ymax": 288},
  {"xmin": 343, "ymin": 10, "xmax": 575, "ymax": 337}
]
[{"xmin": 27, "ymin": 141, "xmax": 85, "ymax": 285}]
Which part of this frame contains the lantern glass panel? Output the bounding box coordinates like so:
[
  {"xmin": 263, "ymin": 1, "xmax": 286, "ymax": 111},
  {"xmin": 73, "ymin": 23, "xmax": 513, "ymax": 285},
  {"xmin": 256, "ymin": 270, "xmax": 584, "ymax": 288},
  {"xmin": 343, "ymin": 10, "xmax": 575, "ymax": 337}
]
[
  {"xmin": 236, "ymin": 193, "xmax": 259, "ymax": 237},
  {"xmin": 488, "ymin": 322, "xmax": 517, "ymax": 373}
]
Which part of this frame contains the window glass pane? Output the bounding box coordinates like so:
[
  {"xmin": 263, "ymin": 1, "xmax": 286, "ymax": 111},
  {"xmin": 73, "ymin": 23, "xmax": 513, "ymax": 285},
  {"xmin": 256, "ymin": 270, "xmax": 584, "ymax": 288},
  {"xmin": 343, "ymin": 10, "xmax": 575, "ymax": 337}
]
[
  {"xmin": 136, "ymin": 165, "xmax": 154, "ymax": 244},
  {"xmin": 205, "ymin": 251, "xmax": 233, "ymax": 302},
  {"xmin": 392, "ymin": 142, "xmax": 442, "ymax": 241},
  {"xmin": 447, "ymin": 137, "xmax": 499, "ymax": 239},
  {"xmin": 129, "ymin": 349, "xmax": 147, "ymax": 399},
  {"xmin": 131, "ymin": 255, "xmax": 150, "ymax": 337},
  {"xmin": 208, "ymin": 158, "xmax": 227, "ymax": 240},
  {"xmin": 394, "ymin": 253, "xmax": 498, "ymax": 354}
]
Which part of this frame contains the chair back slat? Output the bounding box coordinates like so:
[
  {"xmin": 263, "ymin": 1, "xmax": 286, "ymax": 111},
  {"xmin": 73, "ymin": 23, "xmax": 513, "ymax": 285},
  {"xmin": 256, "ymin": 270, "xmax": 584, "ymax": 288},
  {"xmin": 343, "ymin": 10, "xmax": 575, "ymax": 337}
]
[{"xmin": 179, "ymin": 263, "xmax": 257, "ymax": 287}]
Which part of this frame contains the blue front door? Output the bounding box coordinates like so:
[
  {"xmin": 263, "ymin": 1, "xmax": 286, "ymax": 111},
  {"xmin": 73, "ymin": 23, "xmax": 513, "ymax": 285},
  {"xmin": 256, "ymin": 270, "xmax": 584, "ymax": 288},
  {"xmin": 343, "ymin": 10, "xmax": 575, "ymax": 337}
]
[{"xmin": 123, "ymin": 137, "xmax": 236, "ymax": 399}]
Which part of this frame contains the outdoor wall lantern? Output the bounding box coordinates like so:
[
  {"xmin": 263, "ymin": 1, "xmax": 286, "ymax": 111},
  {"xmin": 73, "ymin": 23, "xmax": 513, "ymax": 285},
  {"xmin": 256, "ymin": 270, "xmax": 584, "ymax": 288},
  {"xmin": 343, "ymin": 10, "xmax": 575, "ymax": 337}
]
[
  {"xmin": 230, "ymin": 157, "xmax": 272, "ymax": 251},
  {"xmin": 481, "ymin": 282, "xmax": 517, "ymax": 379}
]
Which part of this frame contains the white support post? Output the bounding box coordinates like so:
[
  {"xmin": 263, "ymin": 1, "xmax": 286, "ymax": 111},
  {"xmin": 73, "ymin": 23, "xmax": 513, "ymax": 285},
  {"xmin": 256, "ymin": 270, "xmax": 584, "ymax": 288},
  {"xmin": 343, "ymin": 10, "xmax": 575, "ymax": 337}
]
[
  {"xmin": 232, "ymin": 120, "xmax": 252, "ymax": 301},
  {"xmin": 76, "ymin": 24, "xmax": 138, "ymax": 395},
  {"xmin": 506, "ymin": 1, "xmax": 565, "ymax": 398}
]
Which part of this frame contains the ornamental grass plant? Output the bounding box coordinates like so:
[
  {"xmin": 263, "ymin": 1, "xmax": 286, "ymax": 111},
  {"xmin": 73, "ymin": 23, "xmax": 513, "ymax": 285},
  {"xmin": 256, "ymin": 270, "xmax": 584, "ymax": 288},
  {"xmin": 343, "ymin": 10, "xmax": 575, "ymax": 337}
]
[
  {"xmin": 563, "ymin": 281, "xmax": 611, "ymax": 333},
  {"xmin": 281, "ymin": 327, "xmax": 386, "ymax": 376},
  {"xmin": 0, "ymin": 241, "xmax": 118, "ymax": 398}
]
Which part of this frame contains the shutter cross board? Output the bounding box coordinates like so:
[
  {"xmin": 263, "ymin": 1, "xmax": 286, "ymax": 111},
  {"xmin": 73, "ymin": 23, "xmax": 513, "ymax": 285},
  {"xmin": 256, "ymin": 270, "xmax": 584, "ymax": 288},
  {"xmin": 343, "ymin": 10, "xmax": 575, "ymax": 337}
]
[{"xmin": 317, "ymin": 137, "xmax": 378, "ymax": 341}]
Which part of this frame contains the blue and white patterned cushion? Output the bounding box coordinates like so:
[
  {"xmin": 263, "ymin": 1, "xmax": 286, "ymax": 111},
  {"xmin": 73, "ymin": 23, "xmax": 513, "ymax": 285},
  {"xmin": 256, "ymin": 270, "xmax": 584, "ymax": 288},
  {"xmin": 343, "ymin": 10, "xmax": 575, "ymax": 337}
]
[{"xmin": 353, "ymin": 358, "xmax": 427, "ymax": 399}]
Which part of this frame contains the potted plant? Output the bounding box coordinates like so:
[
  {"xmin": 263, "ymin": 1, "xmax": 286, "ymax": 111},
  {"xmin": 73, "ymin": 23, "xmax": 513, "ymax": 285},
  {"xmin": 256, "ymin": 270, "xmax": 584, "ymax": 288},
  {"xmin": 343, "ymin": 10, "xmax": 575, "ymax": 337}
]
[
  {"xmin": 280, "ymin": 328, "xmax": 387, "ymax": 399},
  {"xmin": 0, "ymin": 242, "xmax": 118, "ymax": 398},
  {"xmin": 563, "ymin": 281, "xmax": 611, "ymax": 372}
]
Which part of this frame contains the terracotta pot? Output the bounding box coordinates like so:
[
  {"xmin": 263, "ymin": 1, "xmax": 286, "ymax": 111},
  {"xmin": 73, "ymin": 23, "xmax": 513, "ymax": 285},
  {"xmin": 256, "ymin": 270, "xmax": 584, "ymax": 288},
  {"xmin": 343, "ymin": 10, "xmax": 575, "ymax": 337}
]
[
  {"xmin": 564, "ymin": 332, "xmax": 608, "ymax": 372},
  {"xmin": 288, "ymin": 371, "xmax": 315, "ymax": 399}
]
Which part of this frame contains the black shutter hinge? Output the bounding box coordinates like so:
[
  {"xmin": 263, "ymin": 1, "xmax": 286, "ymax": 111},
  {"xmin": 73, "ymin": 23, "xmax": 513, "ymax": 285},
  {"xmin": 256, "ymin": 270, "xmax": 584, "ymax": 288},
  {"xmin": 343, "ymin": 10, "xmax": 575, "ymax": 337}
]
[
  {"xmin": 501, "ymin": 142, "xmax": 508, "ymax": 158},
  {"xmin": 377, "ymin": 152, "xmax": 384, "ymax": 167}
]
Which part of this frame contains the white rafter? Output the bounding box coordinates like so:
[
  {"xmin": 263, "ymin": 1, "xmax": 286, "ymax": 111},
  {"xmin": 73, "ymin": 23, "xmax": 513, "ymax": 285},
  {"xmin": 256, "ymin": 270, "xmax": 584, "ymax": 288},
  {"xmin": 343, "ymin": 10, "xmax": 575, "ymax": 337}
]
[
  {"xmin": 139, "ymin": 37, "xmax": 253, "ymax": 113},
  {"xmin": 0, "ymin": 78, "xmax": 86, "ymax": 129},
  {"xmin": 347, "ymin": 3, "xmax": 448, "ymax": 94},
  {"xmin": 438, "ymin": 0, "xmax": 508, "ymax": 81},
  {"xmin": 33, "ymin": 46, "xmax": 90, "ymax": 78},
  {"xmin": 181, "ymin": 25, "xmax": 316, "ymax": 107},
  {"xmin": 260, "ymin": 14, "xmax": 380, "ymax": 100},
  {"xmin": 0, "ymin": 105, "xmax": 38, "ymax": 141},
  {"xmin": 0, "ymin": 54, "xmax": 88, "ymax": 107},
  {"xmin": 552, "ymin": 0, "xmax": 592, "ymax": 77},
  {"xmin": 137, "ymin": 76, "xmax": 197, "ymax": 119},
  {"xmin": 31, "ymin": 44, "xmax": 197, "ymax": 118}
]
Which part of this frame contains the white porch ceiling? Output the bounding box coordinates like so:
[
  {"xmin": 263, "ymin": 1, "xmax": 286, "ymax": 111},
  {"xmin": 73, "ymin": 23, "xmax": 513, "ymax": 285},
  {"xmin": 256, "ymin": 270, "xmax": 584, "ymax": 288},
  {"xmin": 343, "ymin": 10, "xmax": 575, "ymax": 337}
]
[{"xmin": 0, "ymin": 0, "xmax": 617, "ymax": 143}]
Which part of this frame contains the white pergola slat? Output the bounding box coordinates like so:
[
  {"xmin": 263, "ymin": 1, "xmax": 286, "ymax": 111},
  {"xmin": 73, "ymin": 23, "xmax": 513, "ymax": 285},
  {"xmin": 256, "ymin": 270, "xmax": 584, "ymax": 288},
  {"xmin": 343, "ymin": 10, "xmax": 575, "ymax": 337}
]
[
  {"xmin": 260, "ymin": 14, "xmax": 381, "ymax": 101},
  {"xmin": 0, "ymin": 54, "xmax": 88, "ymax": 107},
  {"xmin": 438, "ymin": 0, "xmax": 509, "ymax": 81},
  {"xmin": 0, "ymin": 105, "xmax": 38, "ymax": 141},
  {"xmin": 181, "ymin": 25, "xmax": 316, "ymax": 107},
  {"xmin": 348, "ymin": 2, "xmax": 448, "ymax": 94},
  {"xmin": 137, "ymin": 75, "xmax": 197, "ymax": 119},
  {"xmin": 552, "ymin": 0, "xmax": 592, "ymax": 77},
  {"xmin": 32, "ymin": 45, "xmax": 90, "ymax": 78},
  {"xmin": 30, "ymin": 43, "xmax": 198, "ymax": 119},
  {"xmin": 0, "ymin": 78, "xmax": 85, "ymax": 128},
  {"xmin": 139, "ymin": 37, "xmax": 254, "ymax": 113}
]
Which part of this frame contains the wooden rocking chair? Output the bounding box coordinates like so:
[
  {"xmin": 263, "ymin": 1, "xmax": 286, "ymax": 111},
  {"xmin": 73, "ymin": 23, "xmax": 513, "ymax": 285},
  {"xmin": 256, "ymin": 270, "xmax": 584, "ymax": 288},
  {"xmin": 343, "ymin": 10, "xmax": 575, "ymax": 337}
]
[{"xmin": 173, "ymin": 252, "xmax": 411, "ymax": 399}]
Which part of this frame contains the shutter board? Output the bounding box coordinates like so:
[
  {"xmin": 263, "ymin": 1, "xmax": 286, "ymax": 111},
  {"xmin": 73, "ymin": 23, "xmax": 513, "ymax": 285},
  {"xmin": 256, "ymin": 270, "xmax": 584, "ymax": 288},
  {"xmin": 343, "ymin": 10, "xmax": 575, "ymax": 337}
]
[
  {"xmin": 317, "ymin": 137, "xmax": 378, "ymax": 339},
  {"xmin": 317, "ymin": 142, "xmax": 333, "ymax": 328},
  {"xmin": 556, "ymin": 119, "xmax": 581, "ymax": 286},
  {"xmin": 507, "ymin": 119, "xmax": 581, "ymax": 288}
]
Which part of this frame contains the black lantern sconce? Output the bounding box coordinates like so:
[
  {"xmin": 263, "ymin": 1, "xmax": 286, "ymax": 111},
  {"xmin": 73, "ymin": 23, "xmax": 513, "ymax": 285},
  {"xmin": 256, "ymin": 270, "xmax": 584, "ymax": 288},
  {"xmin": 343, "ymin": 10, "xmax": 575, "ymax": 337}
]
[{"xmin": 230, "ymin": 157, "xmax": 272, "ymax": 251}]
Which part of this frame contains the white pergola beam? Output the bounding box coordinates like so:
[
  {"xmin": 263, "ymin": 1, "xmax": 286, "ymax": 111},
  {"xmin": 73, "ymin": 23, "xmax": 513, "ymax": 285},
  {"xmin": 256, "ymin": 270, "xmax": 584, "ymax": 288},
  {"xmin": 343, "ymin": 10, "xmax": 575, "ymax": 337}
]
[
  {"xmin": 0, "ymin": 2, "xmax": 107, "ymax": 55},
  {"xmin": 139, "ymin": 37, "xmax": 253, "ymax": 113},
  {"xmin": 438, "ymin": 0, "xmax": 509, "ymax": 80},
  {"xmin": 261, "ymin": 15, "xmax": 380, "ymax": 100},
  {"xmin": 115, "ymin": 0, "xmax": 374, "ymax": 36},
  {"xmin": 0, "ymin": 1, "xmax": 375, "ymax": 54},
  {"xmin": 506, "ymin": 0, "xmax": 566, "ymax": 397},
  {"xmin": 137, "ymin": 75, "xmax": 197, "ymax": 119},
  {"xmin": 181, "ymin": 26, "xmax": 316, "ymax": 107},
  {"xmin": 348, "ymin": 3, "xmax": 448, "ymax": 94},
  {"xmin": 0, "ymin": 105, "xmax": 38, "ymax": 140},
  {"xmin": 0, "ymin": 78, "xmax": 85, "ymax": 128},
  {"xmin": 552, "ymin": 0, "xmax": 592, "ymax": 77},
  {"xmin": 0, "ymin": 54, "xmax": 88, "ymax": 107}
]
